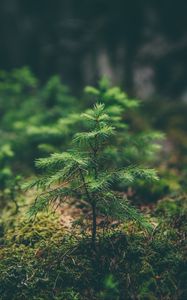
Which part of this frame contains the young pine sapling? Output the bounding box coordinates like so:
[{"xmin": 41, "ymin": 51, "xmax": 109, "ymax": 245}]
[{"xmin": 27, "ymin": 104, "xmax": 159, "ymax": 246}]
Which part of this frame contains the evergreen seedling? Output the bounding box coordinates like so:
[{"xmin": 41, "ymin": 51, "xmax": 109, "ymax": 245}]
[{"xmin": 27, "ymin": 103, "xmax": 159, "ymax": 247}]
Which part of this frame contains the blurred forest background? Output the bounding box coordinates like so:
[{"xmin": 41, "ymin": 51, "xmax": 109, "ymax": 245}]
[
  {"xmin": 0, "ymin": 0, "xmax": 187, "ymax": 99},
  {"xmin": 1, "ymin": 0, "xmax": 187, "ymax": 169}
]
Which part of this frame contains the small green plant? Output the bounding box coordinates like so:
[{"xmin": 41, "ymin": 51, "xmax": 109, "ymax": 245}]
[
  {"xmin": 0, "ymin": 144, "xmax": 14, "ymax": 205},
  {"xmin": 27, "ymin": 103, "xmax": 158, "ymax": 247},
  {"xmin": 4, "ymin": 175, "xmax": 22, "ymax": 214},
  {"xmin": 85, "ymin": 77, "xmax": 164, "ymax": 168},
  {"xmin": 0, "ymin": 144, "xmax": 23, "ymax": 212}
]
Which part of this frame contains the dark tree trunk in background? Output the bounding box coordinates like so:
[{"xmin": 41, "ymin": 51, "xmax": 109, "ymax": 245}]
[{"xmin": 0, "ymin": 0, "xmax": 187, "ymax": 99}]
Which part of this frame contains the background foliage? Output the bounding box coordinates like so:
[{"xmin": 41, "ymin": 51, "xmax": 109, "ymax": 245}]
[{"xmin": 0, "ymin": 0, "xmax": 187, "ymax": 100}]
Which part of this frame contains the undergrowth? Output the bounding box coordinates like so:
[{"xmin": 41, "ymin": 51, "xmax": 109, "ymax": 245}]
[{"xmin": 0, "ymin": 196, "xmax": 186, "ymax": 300}]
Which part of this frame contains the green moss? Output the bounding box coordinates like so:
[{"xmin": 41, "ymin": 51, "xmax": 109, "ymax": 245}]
[{"xmin": 0, "ymin": 204, "xmax": 186, "ymax": 299}]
